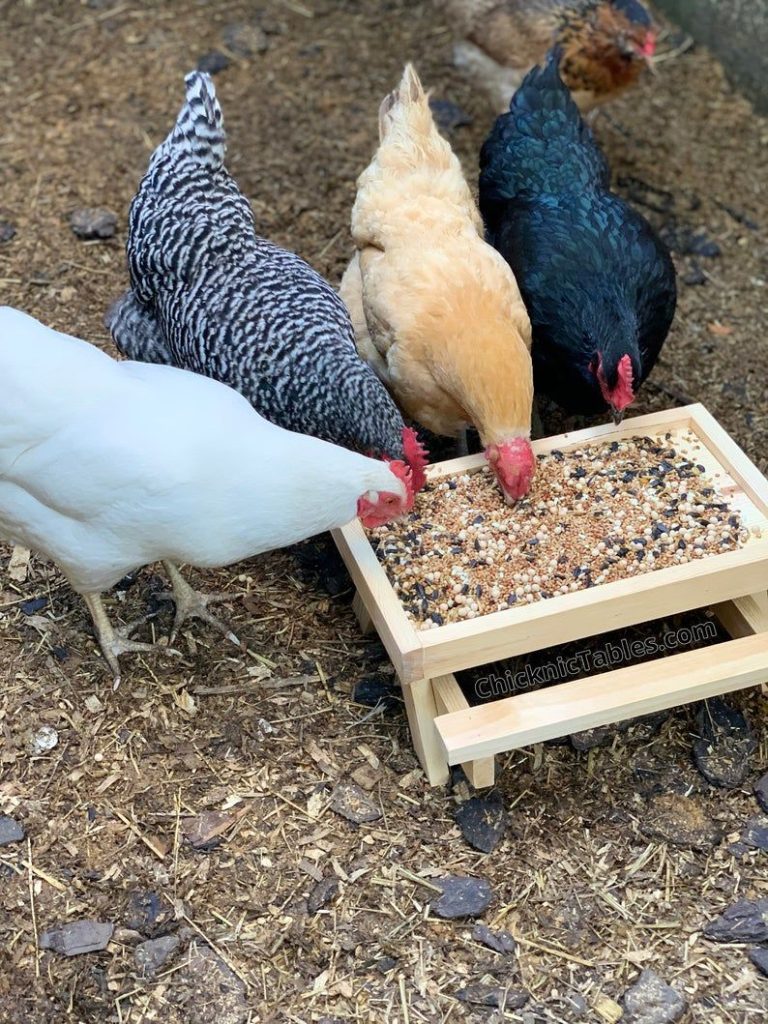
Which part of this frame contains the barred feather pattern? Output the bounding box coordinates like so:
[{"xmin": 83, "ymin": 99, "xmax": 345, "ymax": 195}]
[{"xmin": 109, "ymin": 71, "xmax": 407, "ymax": 459}]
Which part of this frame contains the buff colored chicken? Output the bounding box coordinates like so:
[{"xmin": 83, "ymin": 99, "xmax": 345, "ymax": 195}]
[{"xmin": 340, "ymin": 65, "xmax": 535, "ymax": 503}]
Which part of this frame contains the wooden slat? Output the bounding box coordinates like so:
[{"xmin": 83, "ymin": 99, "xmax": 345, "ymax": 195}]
[
  {"xmin": 713, "ymin": 592, "xmax": 768, "ymax": 639},
  {"xmin": 425, "ymin": 407, "xmax": 697, "ymax": 484},
  {"xmin": 434, "ymin": 633, "xmax": 768, "ymax": 764},
  {"xmin": 418, "ymin": 542, "xmax": 768, "ymax": 680},
  {"xmin": 352, "ymin": 591, "xmax": 375, "ymax": 635},
  {"xmin": 432, "ymin": 675, "xmax": 495, "ymax": 788},
  {"xmin": 690, "ymin": 405, "xmax": 768, "ymax": 516},
  {"xmin": 401, "ymin": 678, "xmax": 449, "ymax": 786},
  {"xmin": 332, "ymin": 522, "xmax": 421, "ymax": 679}
]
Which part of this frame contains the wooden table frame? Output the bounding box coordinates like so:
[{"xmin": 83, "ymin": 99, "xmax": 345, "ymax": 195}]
[{"xmin": 333, "ymin": 405, "xmax": 768, "ymax": 787}]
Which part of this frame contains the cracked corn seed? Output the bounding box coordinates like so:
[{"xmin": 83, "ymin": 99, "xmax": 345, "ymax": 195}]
[{"xmin": 368, "ymin": 433, "xmax": 750, "ymax": 629}]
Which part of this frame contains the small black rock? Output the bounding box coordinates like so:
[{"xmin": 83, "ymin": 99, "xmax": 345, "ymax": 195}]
[
  {"xmin": 742, "ymin": 816, "xmax": 768, "ymax": 851},
  {"xmin": 0, "ymin": 221, "xmax": 16, "ymax": 244},
  {"xmin": 431, "ymin": 876, "xmax": 493, "ymax": 919},
  {"xmin": 20, "ymin": 597, "xmax": 48, "ymax": 616},
  {"xmin": 196, "ymin": 51, "xmax": 230, "ymax": 75},
  {"xmin": 704, "ymin": 899, "xmax": 768, "ymax": 943},
  {"xmin": 0, "ymin": 816, "xmax": 25, "ymax": 847},
  {"xmin": 754, "ymin": 773, "xmax": 768, "ymax": 813},
  {"xmin": 748, "ymin": 947, "xmax": 768, "ymax": 977},
  {"xmin": 124, "ymin": 891, "xmax": 175, "ymax": 939},
  {"xmin": 40, "ymin": 920, "xmax": 114, "ymax": 956},
  {"xmin": 222, "ymin": 22, "xmax": 268, "ymax": 56},
  {"xmin": 135, "ymin": 935, "xmax": 179, "ymax": 977},
  {"xmin": 471, "ymin": 922, "xmax": 517, "ymax": 954},
  {"xmin": 457, "ymin": 983, "xmax": 528, "ymax": 1010},
  {"xmin": 307, "ymin": 876, "xmax": 339, "ymax": 914},
  {"xmin": 622, "ymin": 970, "xmax": 686, "ymax": 1024},
  {"xmin": 455, "ymin": 794, "xmax": 506, "ymax": 854},
  {"xmin": 693, "ymin": 698, "xmax": 756, "ymax": 788}
]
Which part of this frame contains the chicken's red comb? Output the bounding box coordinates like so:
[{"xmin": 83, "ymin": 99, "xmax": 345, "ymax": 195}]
[
  {"xmin": 386, "ymin": 459, "xmax": 416, "ymax": 509},
  {"xmin": 402, "ymin": 427, "xmax": 428, "ymax": 492}
]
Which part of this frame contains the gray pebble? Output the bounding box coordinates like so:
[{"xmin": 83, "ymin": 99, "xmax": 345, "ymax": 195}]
[
  {"xmin": 754, "ymin": 773, "xmax": 768, "ymax": 813},
  {"xmin": 40, "ymin": 920, "xmax": 114, "ymax": 956},
  {"xmin": 748, "ymin": 947, "xmax": 768, "ymax": 977},
  {"xmin": 704, "ymin": 899, "xmax": 768, "ymax": 943},
  {"xmin": 70, "ymin": 207, "xmax": 117, "ymax": 240},
  {"xmin": 622, "ymin": 970, "xmax": 686, "ymax": 1024},
  {"xmin": 431, "ymin": 876, "xmax": 493, "ymax": 919},
  {"xmin": 0, "ymin": 815, "xmax": 24, "ymax": 847},
  {"xmin": 455, "ymin": 794, "xmax": 506, "ymax": 854},
  {"xmin": 196, "ymin": 51, "xmax": 230, "ymax": 75},
  {"xmin": 471, "ymin": 922, "xmax": 517, "ymax": 954},
  {"xmin": 134, "ymin": 934, "xmax": 179, "ymax": 977},
  {"xmin": 457, "ymin": 982, "xmax": 528, "ymax": 1010}
]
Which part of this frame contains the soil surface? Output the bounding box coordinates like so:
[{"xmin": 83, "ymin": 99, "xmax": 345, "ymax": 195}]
[{"xmin": 0, "ymin": 2, "xmax": 767, "ymax": 1023}]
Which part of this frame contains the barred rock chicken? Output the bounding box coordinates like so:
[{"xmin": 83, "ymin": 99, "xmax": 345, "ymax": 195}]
[
  {"xmin": 479, "ymin": 52, "xmax": 676, "ymax": 422},
  {"xmin": 447, "ymin": 0, "xmax": 656, "ymax": 113},
  {"xmin": 107, "ymin": 71, "xmax": 427, "ymax": 489},
  {"xmin": 0, "ymin": 307, "xmax": 413, "ymax": 685},
  {"xmin": 340, "ymin": 65, "xmax": 535, "ymax": 504}
]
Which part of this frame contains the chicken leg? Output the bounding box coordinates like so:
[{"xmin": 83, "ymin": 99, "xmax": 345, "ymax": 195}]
[
  {"xmin": 158, "ymin": 561, "xmax": 241, "ymax": 647},
  {"xmin": 83, "ymin": 592, "xmax": 178, "ymax": 690}
]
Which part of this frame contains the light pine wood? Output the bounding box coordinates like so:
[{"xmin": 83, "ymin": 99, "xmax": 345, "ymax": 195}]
[
  {"xmin": 432, "ymin": 674, "xmax": 495, "ymax": 787},
  {"xmin": 713, "ymin": 592, "xmax": 768, "ymax": 639},
  {"xmin": 712, "ymin": 592, "xmax": 768, "ymax": 693},
  {"xmin": 352, "ymin": 590, "xmax": 375, "ymax": 635},
  {"xmin": 688, "ymin": 405, "xmax": 768, "ymax": 516},
  {"xmin": 417, "ymin": 544, "xmax": 768, "ymax": 682},
  {"xmin": 401, "ymin": 678, "xmax": 449, "ymax": 786},
  {"xmin": 333, "ymin": 520, "xmax": 420, "ymax": 680},
  {"xmin": 434, "ymin": 633, "xmax": 768, "ymax": 764},
  {"xmin": 426, "ymin": 406, "xmax": 697, "ymax": 484},
  {"xmin": 333, "ymin": 405, "xmax": 768, "ymax": 785}
]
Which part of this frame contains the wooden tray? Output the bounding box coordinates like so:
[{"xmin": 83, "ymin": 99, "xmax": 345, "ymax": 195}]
[{"xmin": 332, "ymin": 405, "xmax": 768, "ymax": 786}]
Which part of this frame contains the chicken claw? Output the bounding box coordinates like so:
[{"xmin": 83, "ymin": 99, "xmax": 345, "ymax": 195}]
[
  {"xmin": 159, "ymin": 562, "xmax": 241, "ymax": 648},
  {"xmin": 83, "ymin": 593, "xmax": 181, "ymax": 690}
]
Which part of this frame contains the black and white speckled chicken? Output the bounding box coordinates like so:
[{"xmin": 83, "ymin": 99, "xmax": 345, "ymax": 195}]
[{"xmin": 107, "ymin": 72, "xmax": 427, "ymax": 488}]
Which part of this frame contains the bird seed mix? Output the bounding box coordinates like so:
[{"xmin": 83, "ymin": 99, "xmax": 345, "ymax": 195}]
[{"xmin": 369, "ymin": 433, "xmax": 752, "ymax": 629}]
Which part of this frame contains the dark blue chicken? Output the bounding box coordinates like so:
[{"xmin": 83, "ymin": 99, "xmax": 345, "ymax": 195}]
[{"xmin": 479, "ymin": 50, "xmax": 676, "ymax": 422}]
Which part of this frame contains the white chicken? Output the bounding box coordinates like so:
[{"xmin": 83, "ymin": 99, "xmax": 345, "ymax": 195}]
[{"xmin": 0, "ymin": 307, "xmax": 413, "ymax": 685}]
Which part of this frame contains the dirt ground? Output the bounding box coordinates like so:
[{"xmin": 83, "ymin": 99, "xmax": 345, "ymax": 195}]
[{"xmin": 0, "ymin": 1, "xmax": 767, "ymax": 1022}]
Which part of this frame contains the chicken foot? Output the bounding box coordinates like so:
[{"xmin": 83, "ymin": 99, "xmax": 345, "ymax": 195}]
[
  {"xmin": 158, "ymin": 561, "xmax": 241, "ymax": 648},
  {"xmin": 83, "ymin": 593, "xmax": 179, "ymax": 690}
]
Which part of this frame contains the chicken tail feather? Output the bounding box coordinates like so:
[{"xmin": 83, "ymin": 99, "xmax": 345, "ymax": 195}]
[
  {"xmin": 160, "ymin": 71, "xmax": 226, "ymax": 171},
  {"xmin": 377, "ymin": 62, "xmax": 430, "ymax": 142}
]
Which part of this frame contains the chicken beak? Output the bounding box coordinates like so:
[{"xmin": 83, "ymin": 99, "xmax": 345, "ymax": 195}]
[
  {"xmin": 644, "ymin": 53, "xmax": 659, "ymax": 76},
  {"xmin": 611, "ymin": 406, "xmax": 625, "ymax": 426}
]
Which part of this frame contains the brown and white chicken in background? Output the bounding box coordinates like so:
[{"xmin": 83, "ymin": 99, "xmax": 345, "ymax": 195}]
[
  {"xmin": 340, "ymin": 64, "xmax": 535, "ymax": 504},
  {"xmin": 445, "ymin": 0, "xmax": 657, "ymax": 113}
]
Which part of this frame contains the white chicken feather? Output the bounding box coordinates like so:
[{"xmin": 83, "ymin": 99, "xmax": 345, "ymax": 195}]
[{"xmin": 0, "ymin": 307, "xmax": 411, "ymax": 683}]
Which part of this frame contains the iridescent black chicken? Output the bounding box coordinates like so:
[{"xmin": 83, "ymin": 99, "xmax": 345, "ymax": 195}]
[{"xmin": 479, "ymin": 51, "xmax": 676, "ymax": 422}]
